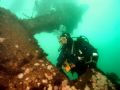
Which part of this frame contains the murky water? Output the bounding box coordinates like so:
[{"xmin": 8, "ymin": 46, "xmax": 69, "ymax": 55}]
[{"xmin": 0, "ymin": 0, "xmax": 120, "ymax": 81}]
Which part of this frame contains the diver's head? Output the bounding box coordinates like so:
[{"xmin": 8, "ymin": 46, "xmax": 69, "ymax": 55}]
[{"xmin": 59, "ymin": 32, "xmax": 72, "ymax": 45}]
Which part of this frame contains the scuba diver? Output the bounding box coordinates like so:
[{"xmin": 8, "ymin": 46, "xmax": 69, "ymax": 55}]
[{"xmin": 56, "ymin": 32, "xmax": 98, "ymax": 78}]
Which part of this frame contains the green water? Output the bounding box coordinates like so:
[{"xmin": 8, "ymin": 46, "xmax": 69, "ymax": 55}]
[{"xmin": 0, "ymin": 0, "xmax": 120, "ymax": 80}]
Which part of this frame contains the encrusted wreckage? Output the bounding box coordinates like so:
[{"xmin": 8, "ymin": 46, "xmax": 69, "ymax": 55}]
[{"xmin": 0, "ymin": 7, "xmax": 117, "ymax": 90}]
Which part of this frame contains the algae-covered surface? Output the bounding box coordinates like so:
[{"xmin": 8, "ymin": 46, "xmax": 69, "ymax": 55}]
[{"xmin": 0, "ymin": 2, "xmax": 119, "ymax": 90}]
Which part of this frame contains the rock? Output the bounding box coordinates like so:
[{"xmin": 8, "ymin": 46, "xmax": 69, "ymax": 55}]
[
  {"xmin": 26, "ymin": 86, "xmax": 30, "ymax": 90},
  {"xmin": 0, "ymin": 37, "xmax": 5, "ymax": 43},
  {"xmin": 54, "ymin": 86, "xmax": 59, "ymax": 90},
  {"xmin": 61, "ymin": 80, "xmax": 68, "ymax": 87},
  {"xmin": 15, "ymin": 44, "xmax": 19, "ymax": 48},
  {"xmin": 47, "ymin": 65, "xmax": 53, "ymax": 70},
  {"xmin": 24, "ymin": 68, "xmax": 31, "ymax": 75},
  {"xmin": 45, "ymin": 73, "xmax": 53, "ymax": 80},
  {"xmin": 37, "ymin": 82, "xmax": 41, "ymax": 86},
  {"xmin": 18, "ymin": 73, "xmax": 24, "ymax": 79},
  {"xmin": 34, "ymin": 63, "xmax": 40, "ymax": 66},
  {"xmin": 42, "ymin": 79, "xmax": 48, "ymax": 84},
  {"xmin": 71, "ymin": 86, "xmax": 77, "ymax": 90},
  {"xmin": 84, "ymin": 85, "xmax": 90, "ymax": 90},
  {"xmin": 48, "ymin": 84, "xmax": 52, "ymax": 90},
  {"xmin": 25, "ymin": 77, "xmax": 29, "ymax": 81}
]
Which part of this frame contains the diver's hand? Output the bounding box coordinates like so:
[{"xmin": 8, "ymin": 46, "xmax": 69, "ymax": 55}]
[{"xmin": 71, "ymin": 63, "xmax": 76, "ymax": 68}]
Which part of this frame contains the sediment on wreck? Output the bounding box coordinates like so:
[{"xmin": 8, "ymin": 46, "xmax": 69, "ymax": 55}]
[
  {"xmin": 0, "ymin": 7, "xmax": 44, "ymax": 73},
  {"xmin": 0, "ymin": 7, "xmax": 67, "ymax": 89}
]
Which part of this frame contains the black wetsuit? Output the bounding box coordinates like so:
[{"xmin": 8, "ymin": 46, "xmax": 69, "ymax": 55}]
[{"xmin": 56, "ymin": 40, "xmax": 98, "ymax": 75}]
